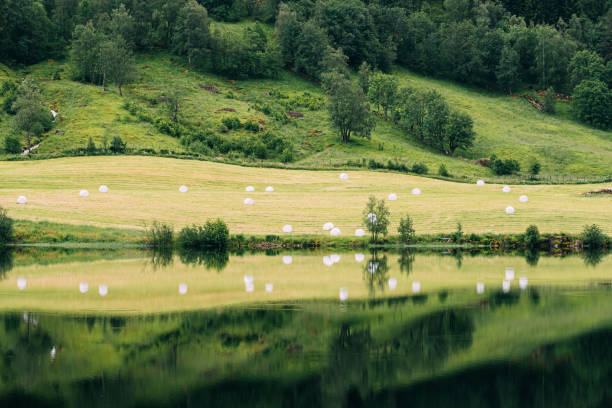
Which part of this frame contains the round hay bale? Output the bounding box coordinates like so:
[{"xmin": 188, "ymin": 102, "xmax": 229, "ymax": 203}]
[
  {"xmin": 323, "ymin": 222, "xmax": 334, "ymax": 231},
  {"xmin": 519, "ymin": 277, "xmax": 528, "ymax": 290},
  {"xmin": 330, "ymin": 227, "xmax": 341, "ymax": 236},
  {"xmin": 412, "ymin": 188, "xmax": 421, "ymax": 195},
  {"xmin": 354, "ymin": 228, "xmax": 365, "ymax": 237},
  {"xmin": 243, "ymin": 275, "xmax": 254, "ymax": 284},
  {"xmin": 330, "ymin": 254, "xmax": 341, "ymax": 263},
  {"xmin": 339, "ymin": 173, "xmax": 349, "ymax": 180},
  {"xmin": 265, "ymin": 283, "xmax": 274, "ymax": 292},
  {"xmin": 265, "ymin": 186, "xmax": 274, "ymax": 192},
  {"xmin": 505, "ymin": 206, "xmax": 515, "ymax": 214},
  {"xmin": 388, "ymin": 278, "xmax": 397, "ymax": 291},
  {"xmin": 179, "ymin": 185, "xmax": 188, "ymax": 193},
  {"xmin": 79, "ymin": 190, "xmax": 89, "ymax": 197},
  {"xmin": 178, "ymin": 283, "xmax": 188, "ymax": 295},
  {"xmin": 283, "ymin": 224, "xmax": 293, "ymax": 233},
  {"xmin": 502, "ymin": 280, "xmax": 511, "ymax": 293},
  {"xmin": 244, "ymin": 198, "xmax": 254, "ymax": 205},
  {"xmin": 505, "ymin": 267, "xmax": 515, "ymax": 280},
  {"xmin": 388, "ymin": 193, "xmax": 398, "ymax": 201},
  {"xmin": 282, "ymin": 255, "xmax": 293, "ymax": 265},
  {"xmin": 99, "ymin": 185, "xmax": 109, "ymax": 193},
  {"xmin": 476, "ymin": 282, "xmax": 485, "ymax": 294},
  {"xmin": 412, "ymin": 281, "xmax": 421, "ymax": 293},
  {"xmin": 79, "ymin": 282, "xmax": 88, "ymax": 293},
  {"xmin": 502, "ymin": 186, "xmax": 511, "ymax": 193},
  {"xmin": 98, "ymin": 284, "xmax": 108, "ymax": 297},
  {"xmin": 367, "ymin": 213, "xmax": 377, "ymax": 224},
  {"xmin": 339, "ymin": 287, "xmax": 348, "ymax": 301},
  {"xmin": 245, "ymin": 282, "xmax": 254, "ymax": 292},
  {"xmin": 245, "ymin": 186, "xmax": 255, "ymax": 192},
  {"xmin": 17, "ymin": 196, "xmax": 27, "ymax": 204},
  {"xmin": 367, "ymin": 261, "xmax": 379, "ymax": 274},
  {"xmin": 476, "ymin": 180, "xmax": 485, "ymax": 186},
  {"xmin": 355, "ymin": 253, "xmax": 365, "ymax": 262},
  {"xmin": 519, "ymin": 195, "xmax": 529, "ymax": 203},
  {"xmin": 17, "ymin": 277, "xmax": 27, "ymax": 290}
]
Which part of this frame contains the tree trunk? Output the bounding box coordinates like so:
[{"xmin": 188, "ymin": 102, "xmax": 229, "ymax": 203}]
[{"xmin": 119, "ymin": 83, "xmax": 123, "ymax": 97}]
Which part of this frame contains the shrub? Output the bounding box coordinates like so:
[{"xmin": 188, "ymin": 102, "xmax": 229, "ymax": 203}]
[
  {"xmin": 491, "ymin": 157, "xmax": 520, "ymax": 175},
  {"xmin": 541, "ymin": 87, "xmax": 556, "ymax": 114},
  {"xmin": 244, "ymin": 120, "xmax": 260, "ymax": 132},
  {"xmin": 524, "ymin": 225, "xmax": 540, "ymax": 249},
  {"xmin": 529, "ymin": 161, "xmax": 541, "ymax": 176},
  {"xmin": 363, "ymin": 196, "xmax": 390, "ymax": 243},
  {"xmin": 582, "ymin": 224, "xmax": 608, "ymax": 249},
  {"xmin": 280, "ymin": 147, "xmax": 294, "ymax": 163},
  {"xmin": 398, "ymin": 215, "xmax": 415, "ymax": 244},
  {"xmin": 221, "ymin": 116, "xmax": 242, "ymax": 130},
  {"xmin": 411, "ymin": 162, "xmax": 428, "ymax": 174},
  {"xmin": 3, "ymin": 136, "xmax": 21, "ymax": 154},
  {"xmin": 86, "ymin": 137, "xmax": 96, "ymax": 154},
  {"xmin": 109, "ymin": 136, "xmax": 126, "ymax": 153},
  {"xmin": 0, "ymin": 207, "xmax": 15, "ymax": 245},
  {"xmin": 438, "ymin": 164, "xmax": 450, "ymax": 177},
  {"xmin": 145, "ymin": 221, "xmax": 174, "ymax": 250},
  {"xmin": 178, "ymin": 219, "xmax": 230, "ymax": 249},
  {"xmin": 452, "ymin": 222, "xmax": 463, "ymax": 243}
]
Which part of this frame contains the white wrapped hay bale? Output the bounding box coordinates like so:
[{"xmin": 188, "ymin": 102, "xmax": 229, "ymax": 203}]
[
  {"xmin": 388, "ymin": 193, "xmax": 398, "ymax": 201},
  {"xmin": 339, "ymin": 287, "xmax": 348, "ymax": 301},
  {"xmin": 502, "ymin": 280, "xmax": 511, "ymax": 293},
  {"xmin": 17, "ymin": 196, "xmax": 27, "ymax": 204},
  {"xmin": 505, "ymin": 268, "xmax": 515, "ymax": 280},
  {"xmin": 519, "ymin": 195, "xmax": 529, "ymax": 203},
  {"xmin": 519, "ymin": 277, "xmax": 528, "ymax": 290},
  {"xmin": 98, "ymin": 284, "xmax": 108, "ymax": 296},
  {"xmin": 323, "ymin": 222, "xmax": 334, "ymax": 231},
  {"xmin": 79, "ymin": 282, "xmax": 89, "ymax": 293},
  {"xmin": 367, "ymin": 213, "xmax": 377, "ymax": 224},
  {"xmin": 330, "ymin": 254, "xmax": 341, "ymax": 263},
  {"xmin": 179, "ymin": 185, "xmax": 188, "ymax": 193},
  {"xmin": 354, "ymin": 229, "xmax": 365, "ymax": 237},
  {"xmin": 388, "ymin": 278, "xmax": 397, "ymax": 291},
  {"xmin": 178, "ymin": 283, "xmax": 188, "ymax": 295},
  {"xmin": 245, "ymin": 186, "xmax": 255, "ymax": 192},
  {"xmin": 339, "ymin": 173, "xmax": 349, "ymax": 180},
  {"xmin": 265, "ymin": 283, "xmax": 274, "ymax": 292},
  {"xmin": 412, "ymin": 281, "xmax": 421, "ymax": 293},
  {"xmin": 17, "ymin": 277, "xmax": 27, "ymax": 290},
  {"xmin": 244, "ymin": 198, "xmax": 254, "ymax": 205},
  {"xmin": 505, "ymin": 206, "xmax": 515, "ymax": 214},
  {"xmin": 79, "ymin": 190, "xmax": 89, "ymax": 197},
  {"xmin": 412, "ymin": 188, "xmax": 421, "ymax": 195},
  {"xmin": 283, "ymin": 225, "xmax": 293, "ymax": 233},
  {"xmin": 330, "ymin": 227, "xmax": 341, "ymax": 236},
  {"xmin": 502, "ymin": 186, "xmax": 511, "ymax": 193},
  {"xmin": 282, "ymin": 255, "xmax": 293, "ymax": 265},
  {"xmin": 354, "ymin": 253, "xmax": 365, "ymax": 262},
  {"xmin": 476, "ymin": 282, "xmax": 485, "ymax": 294},
  {"xmin": 265, "ymin": 186, "xmax": 274, "ymax": 192},
  {"xmin": 323, "ymin": 256, "xmax": 334, "ymax": 267},
  {"xmin": 99, "ymin": 185, "xmax": 109, "ymax": 193}
]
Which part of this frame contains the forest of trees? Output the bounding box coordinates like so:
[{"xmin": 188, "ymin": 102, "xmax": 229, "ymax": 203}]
[{"xmin": 0, "ymin": 0, "xmax": 611, "ymax": 129}]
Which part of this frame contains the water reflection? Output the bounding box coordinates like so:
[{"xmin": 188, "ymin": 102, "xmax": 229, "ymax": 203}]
[
  {"xmin": 363, "ymin": 252, "xmax": 390, "ymax": 296},
  {"xmin": 0, "ymin": 246, "xmax": 14, "ymax": 279},
  {"xmin": 582, "ymin": 248, "xmax": 607, "ymax": 267},
  {"xmin": 178, "ymin": 248, "xmax": 229, "ymax": 271}
]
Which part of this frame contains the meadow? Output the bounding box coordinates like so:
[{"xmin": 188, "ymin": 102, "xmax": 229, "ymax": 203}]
[
  {"xmin": 0, "ymin": 156, "xmax": 611, "ymax": 236},
  {"xmin": 1, "ymin": 42, "xmax": 611, "ymax": 182}
]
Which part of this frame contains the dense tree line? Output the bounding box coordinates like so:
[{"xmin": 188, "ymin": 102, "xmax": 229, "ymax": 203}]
[{"xmin": 0, "ymin": 0, "xmax": 610, "ymax": 129}]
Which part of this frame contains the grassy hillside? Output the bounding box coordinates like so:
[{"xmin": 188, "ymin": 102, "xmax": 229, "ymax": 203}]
[
  {"xmin": 1, "ymin": 35, "xmax": 611, "ymax": 182},
  {"xmin": 0, "ymin": 156, "xmax": 610, "ymax": 235}
]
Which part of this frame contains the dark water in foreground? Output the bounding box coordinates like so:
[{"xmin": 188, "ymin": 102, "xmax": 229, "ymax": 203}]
[{"xmin": 0, "ymin": 248, "xmax": 611, "ymax": 407}]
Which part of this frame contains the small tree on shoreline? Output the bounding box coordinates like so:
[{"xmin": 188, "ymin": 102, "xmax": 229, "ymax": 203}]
[{"xmin": 363, "ymin": 196, "xmax": 390, "ymax": 243}]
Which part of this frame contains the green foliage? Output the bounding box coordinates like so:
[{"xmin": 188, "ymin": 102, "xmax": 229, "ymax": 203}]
[
  {"xmin": 12, "ymin": 79, "xmax": 52, "ymax": 148},
  {"xmin": 178, "ymin": 219, "xmax": 230, "ymax": 249},
  {"xmin": 363, "ymin": 195, "xmax": 390, "ymax": 243},
  {"xmin": 398, "ymin": 215, "xmax": 415, "ymax": 244},
  {"xmin": 244, "ymin": 120, "xmax": 260, "ymax": 132},
  {"xmin": 3, "ymin": 136, "xmax": 21, "ymax": 154},
  {"xmin": 411, "ymin": 163, "xmax": 428, "ymax": 175},
  {"xmin": 109, "ymin": 136, "xmax": 127, "ymax": 153},
  {"xmin": 524, "ymin": 225, "xmax": 540, "ymax": 249},
  {"xmin": 438, "ymin": 164, "xmax": 451, "ymax": 177},
  {"xmin": 529, "ymin": 161, "xmax": 541, "ymax": 175},
  {"xmin": 452, "ymin": 222, "xmax": 463, "ymax": 243},
  {"xmin": 86, "ymin": 137, "xmax": 96, "ymax": 154},
  {"xmin": 491, "ymin": 155, "xmax": 520, "ymax": 175},
  {"xmin": 496, "ymin": 45, "xmax": 520, "ymax": 94},
  {"xmin": 582, "ymin": 224, "xmax": 608, "ymax": 249},
  {"xmin": 368, "ymin": 72, "xmax": 399, "ymax": 117},
  {"xmin": 145, "ymin": 221, "xmax": 174, "ymax": 250},
  {"xmin": 323, "ymin": 72, "xmax": 375, "ymax": 143},
  {"xmin": 445, "ymin": 110, "xmax": 475, "ymax": 155},
  {"xmin": 541, "ymin": 87, "xmax": 556, "ymax": 114},
  {"xmin": 569, "ymin": 50, "xmax": 606, "ymax": 89},
  {"xmin": 173, "ymin": 0, "xmax": 211, "ymax": 67},
  {"xmin": 0, "ymin": 207, "xmax": 14, "ymax": 245},
  {"xmin": 222, "ymin": 116, "xmax": 242, "ymax": 130},
  {"xmin": 573, "ymin": 80, "xmax": 612, "ymax": 129}
]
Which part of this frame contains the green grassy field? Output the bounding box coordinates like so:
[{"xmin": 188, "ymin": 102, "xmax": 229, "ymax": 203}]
[
  {"xmin": 0, "ymin": 156, "xmax": 610, "ymax": 236},
  {"xmin": 1, "ymin": 29, "xmax": 611, "ymax": 182}
]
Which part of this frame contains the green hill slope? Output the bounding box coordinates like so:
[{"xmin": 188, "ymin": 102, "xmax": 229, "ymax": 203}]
[{"xmin": 1, "ymin": 50, "xmax": 611, "ymax": 182}]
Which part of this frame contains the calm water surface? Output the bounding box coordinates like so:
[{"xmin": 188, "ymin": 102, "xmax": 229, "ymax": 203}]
[{"xmin": 0, "ymin": 248, "xmax": 611, "ymax": 407}]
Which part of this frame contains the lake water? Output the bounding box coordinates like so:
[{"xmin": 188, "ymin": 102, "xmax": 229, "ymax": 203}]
[{"xmin": 0, "ymin": 248, "xmax": 611, "ymax": 407}]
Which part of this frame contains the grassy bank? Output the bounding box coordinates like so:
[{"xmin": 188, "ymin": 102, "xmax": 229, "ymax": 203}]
[{"xmin": 1, "ymin": 156, "xmax": 611, "ymax": 237}]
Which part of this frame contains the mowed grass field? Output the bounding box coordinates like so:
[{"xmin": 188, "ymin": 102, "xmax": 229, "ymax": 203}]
[{"xmin": 0, "ymin": 156, "xmax": 611, "ymax": 235}]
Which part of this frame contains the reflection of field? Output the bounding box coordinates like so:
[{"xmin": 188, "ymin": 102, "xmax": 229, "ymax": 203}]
[
  {"xmin": 1, "ymin": 156, "xmax": 611, "ymax": 235},
  {"xmin": 0, "ymin": 252, "xmax": 610, "ymax": 314}
]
